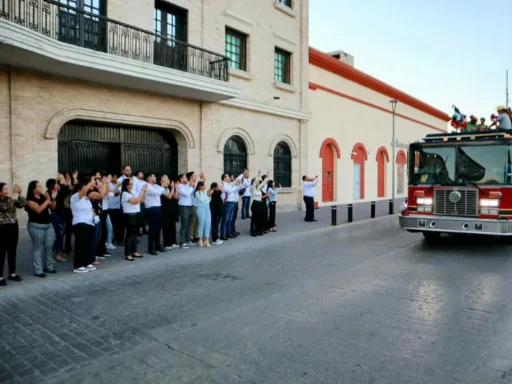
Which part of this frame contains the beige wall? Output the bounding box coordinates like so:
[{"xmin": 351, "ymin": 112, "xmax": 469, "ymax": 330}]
[
  {"xmin": 308, "ymin": 64, "xmax": 448, "ymax": 205},
  {"xmin": 0, "ymin": 67, "xmax": 11, "ymax": 188},
  {"xmin": 108, "ymin": 0, "xmax": 309, "ymax": 112}
]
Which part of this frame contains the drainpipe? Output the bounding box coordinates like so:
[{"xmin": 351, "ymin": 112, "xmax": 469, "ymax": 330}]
[{"xmin": 8, "ymin": 65, "xmax": 14, "ymax": 186}]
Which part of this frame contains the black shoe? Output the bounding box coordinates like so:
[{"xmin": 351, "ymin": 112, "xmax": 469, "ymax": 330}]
[
  {"xmin": 8, "ymin": 275, "xmax": 22, "ymax": 282},
  {"xmin": 149, "ymin": 251, "xmax": 158, "ymax": 256},
  {"xmin": 234, "ymin": 231, "xmax": 241, "ymax": 236},
  {"xmin": 43, "ymin": 269, "xmax": 57, "ymax": 274},
  {"xmin": 0, "ymin": 279, "xmax": 6, "ymax": 286},
  {"xmin": 226, "ymin": 235, "xmax": 234, "ymax": 239},
  {"xmin": 157, "ymin": 249, "xmax": 167, "ymax": 253},
  {"xmin": 34, "ymin": 273, "xmax": 46, "ymax": 278},
  {"xmin": 220, "ymin": 237, "xmax": 229, "ymax": 241}
]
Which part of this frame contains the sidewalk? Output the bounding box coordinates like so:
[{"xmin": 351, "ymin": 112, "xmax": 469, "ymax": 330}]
[{"xmin": 4, "ymin": 199, "xmax": 402, "ymax": 290}]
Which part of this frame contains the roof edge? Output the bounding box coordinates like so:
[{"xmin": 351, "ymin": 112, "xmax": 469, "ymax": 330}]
[{"xmin": 309, "ymin": 47, "xmax": 450, "ymax": 122}]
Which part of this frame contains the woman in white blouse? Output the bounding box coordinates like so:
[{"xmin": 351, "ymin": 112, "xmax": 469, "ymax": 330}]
[
  {"xmin": 120, "ymin": 178, "xmax": 147, "ymax": 261},
  {"xmin": 250, "ymin": 170, "xmax": 268, "ymax": 237},
  {"xmin": 70, "ymin": 179, "xmax": 97, "ymax": 274}
]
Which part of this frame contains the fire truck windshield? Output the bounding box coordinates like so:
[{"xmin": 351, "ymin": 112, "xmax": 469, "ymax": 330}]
[{"xmin": 409, "ymin": 144, "xmax": 512, "ymax": 186}]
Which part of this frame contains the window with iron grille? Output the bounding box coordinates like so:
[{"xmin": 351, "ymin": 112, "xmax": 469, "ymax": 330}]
[
  {"xmin": 273, "ymin": 141, "xmax": 292, "ymax": 187},
  {"xmin": 225, "ymin": 28, "xmax": 247, "ymax": 71},
  {"xmin": 276, "ymin": 0, "xmax": 292, "ymax": 7},
  {"xmin": 274, "ymin": 48, "xmax": 291, "ymax": 84},
  {"xmin": 223, "ymin": 136, "xmax": 247, "ymax": 176}
]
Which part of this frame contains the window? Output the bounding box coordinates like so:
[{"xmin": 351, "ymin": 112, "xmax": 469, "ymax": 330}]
[
  {"xmin": 225, "ymin": 28, "xmax": 247, "ymax": 71},
  {"xmin": 223, "ymin": 136, "xmax": 247, "ymax": 176},
  {"xmin": 153, "ymin": 2, "xmax": 188, "ymax": 69},
  {"xmin": 273, "ymin": 141, "xmax": 292, "ymax": 187},
  {"xmin": 276, "ymin": 0, "xmax": 292, "ymax": 7},
  {"xmin": 57, "ymin": 0, "xmax": 106, "ymax": 52},
  {"xmin": 274, "ymin": 48, "xmax": 291, "ymax": 84}
]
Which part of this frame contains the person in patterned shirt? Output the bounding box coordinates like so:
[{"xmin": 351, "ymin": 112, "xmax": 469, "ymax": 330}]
[{"xmin": 0, "ymin": 182, "xmax": 26, "ymax": 286}]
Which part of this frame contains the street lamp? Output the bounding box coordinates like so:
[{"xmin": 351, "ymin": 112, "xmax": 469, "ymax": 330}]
[{"xmin": 390, "ymin": 99, "xmax": 399, "ymax": 214}]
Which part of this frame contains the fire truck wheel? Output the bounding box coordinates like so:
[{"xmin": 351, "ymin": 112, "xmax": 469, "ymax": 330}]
[{"xmin": 422, "ymin": 231, "xmax": 441, "ymax": 242}]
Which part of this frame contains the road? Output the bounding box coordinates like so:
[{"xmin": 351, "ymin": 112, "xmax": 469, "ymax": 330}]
[{"xmin": 2, "ymin": 214, "xmax": 512, "ymax": 384}]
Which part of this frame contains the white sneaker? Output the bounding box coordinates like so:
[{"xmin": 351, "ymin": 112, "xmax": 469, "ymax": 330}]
[
  {"xmin": 171, "ymin": 244, "xmax": 180, "ymax": 249},
  {"xmin": 96, "ymin": 256, "xmax": 106, "ymax": 260},
  {"xmin": 106, "ymin": 243, "xmax": 116, "ymax": 250},
  {"xmin": 86, "ymin": 264, "xmax": 97, "ymax": 271},
  {"xmin": 214, "ymin": 239, "xmax": 224, "ymax": 245},
  {"xmin": 73, "ymin": 267, "xmax": 89, "ymax": 274},
  {"xmin": 164, "ymin": 246, "xmax": 172, "ymax": 251}
]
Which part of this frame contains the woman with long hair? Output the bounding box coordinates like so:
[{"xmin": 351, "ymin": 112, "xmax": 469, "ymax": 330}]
[
  {"xmin": 25, "ymin": 180, "xmax": 57, "ymax": 277},
  {"xmin": 121, "ymin": 178, "xmax": 147, "ymax": 261},
  {"xmin": 87, "ymin": 175, "xmax": 109, "ymax": 266},
  {"xmin": 0, "ymin": 182, "xmax": 26, "ymax": 286},
  {"xmin": 266, "ymin": 180, "xmax": 282, "ymax": 232},
  {"xmin": 209, "ymin": 182, "xmax": 224, "ymax": 245},
  {"xmin": 46, "ymin": 178, "xmax": 67, "ymax": 262},
  {"xmin": 250, "ymin": 170, "xmax": 266, "ymax": 237},
  {"xmin": 70, "ymin": 180, "xmax": 97, "ymax": 273},
  {"xmin": 194, "ymin": 180, "xmax": 212, "ymax": 247},
  {"xmin": 161, "ymin": 175, "xmax": 179, "ymax": 250}
]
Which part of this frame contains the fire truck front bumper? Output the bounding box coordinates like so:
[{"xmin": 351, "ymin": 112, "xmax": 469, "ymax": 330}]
[{"xmin": 399, "ymin": 215, "xmax": 512, "ymax": 236}]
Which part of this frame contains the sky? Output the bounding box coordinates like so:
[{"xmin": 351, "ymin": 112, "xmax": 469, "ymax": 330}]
[{"xmin": 309, "ymin": 0, "xmax": 511, "ymax": 122}]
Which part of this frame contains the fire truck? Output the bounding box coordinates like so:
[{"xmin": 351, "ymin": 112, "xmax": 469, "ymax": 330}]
[{"xmin": 398, "ymin": 129, "xmax": 512, "ymax": 240}]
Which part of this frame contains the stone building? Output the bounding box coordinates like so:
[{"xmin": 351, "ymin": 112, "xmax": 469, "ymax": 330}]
[{"xmin": 0, "ymin": 0, "xmax": 310, "ymax": 216}]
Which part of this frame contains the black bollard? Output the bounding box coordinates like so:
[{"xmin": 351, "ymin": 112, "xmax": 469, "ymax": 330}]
[
  {"xmin": 371, "ymin": 201, "xmax": 376, "ymax": 218},
  {"xmin": 331, "ymin": 205, "xmax": 337, "ymax": 226},
  {"xmin": 389, "ymin": 199, "xmax": 394, "ymax": 215},
  {"xmin": 348, "ymin": 204, "xmax": 353, "ymax": 223}
]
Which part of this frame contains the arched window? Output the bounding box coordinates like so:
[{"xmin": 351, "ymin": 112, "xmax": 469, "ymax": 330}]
[
  {"xmin": 273, "ymin": 141, "xmax": 292, "ymax": 187},
  {"xmin": 223, "ymin": 135, "xmax": 247, "ymax": 176}
]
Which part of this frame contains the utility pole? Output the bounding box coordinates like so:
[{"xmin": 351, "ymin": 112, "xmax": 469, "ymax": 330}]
[
  {"xmin": 390, "ymin": 99, "xmax": 398, "ymax": 214},
  {"xmin": 507, "ymin": 70, "xmax": 510, "ymax": 110}
]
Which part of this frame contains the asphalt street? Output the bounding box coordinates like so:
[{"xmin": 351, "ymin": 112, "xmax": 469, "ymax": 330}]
[{"xmin": 3, "ymin": 211, "xmax": 512, "ymax": 383}]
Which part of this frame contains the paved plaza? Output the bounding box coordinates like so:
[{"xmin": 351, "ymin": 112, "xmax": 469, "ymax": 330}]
[{"xmin": 2, "ymin": 202, "xmax": 512, "ymax": 383}]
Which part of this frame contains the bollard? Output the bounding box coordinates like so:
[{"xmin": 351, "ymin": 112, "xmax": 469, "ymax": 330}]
[
  {"xmin": 371, "ymin": 201, "xmax": 376, "ymax": 218},
  {"xmin": 389, "ymin": 199, "xmax": 394, "ymax": 215},
  {"xmin": 331, "ymin": 205, "xmax": 337, "ymax": 226},
  {"xmin": 348, "ymin": 204, "xmax": 353, "ymax": 223},
  {"xmin": 405, "ymin": 197, "xmax": 408, "ymax": 204}
]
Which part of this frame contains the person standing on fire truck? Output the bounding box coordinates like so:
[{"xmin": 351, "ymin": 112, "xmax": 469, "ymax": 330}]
[
  {"xmin": 478, "ymin": 117, "xmax": 488, "ymax": 131},
  {"xmin": 466, "ymin": 115, "xmax": 479, "ymax": 131},
  {"xmin": 489, "ymin": 106, "xmax": 512, "ymax": 130}
]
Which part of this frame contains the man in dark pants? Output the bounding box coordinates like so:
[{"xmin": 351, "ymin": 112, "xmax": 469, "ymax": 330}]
[
  {"xmin": 230, "ymin": 174, "xmax": 241, "ymax": 237},
  {"xmin": 144, "ymin": 174, "xmax": 173, "ymax": 255},
  {"xmin": 302, "ymin": 175, "xmax": 319, "ymax": 222}
]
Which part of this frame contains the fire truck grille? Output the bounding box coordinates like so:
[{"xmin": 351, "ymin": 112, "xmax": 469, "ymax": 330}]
[{"xmin": 434, "ymin": 189, "xmax": 478, "ymax": 217}]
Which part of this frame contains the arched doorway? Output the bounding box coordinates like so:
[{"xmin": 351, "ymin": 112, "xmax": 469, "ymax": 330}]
[
  {"xmin": 376, "ymin": 146, "xmax": 390, "ymax": 198},
  {"xmin": 223, "ymin": 135, "xmax": 248, "ymax": 175},
  {"xmin": 58, "ymin": 120, "xmax": 178, "ymax": 177},
  {"xmin": 319, "ymin": 138, "xmax": 341, "ymax": 202},
  {"xmin": 396, "ymin": 150, "xmax": 407, "ymax": 195},
  {"xmin": 351, "ymin": 142, "xmax": 368, "ymax": 200}
]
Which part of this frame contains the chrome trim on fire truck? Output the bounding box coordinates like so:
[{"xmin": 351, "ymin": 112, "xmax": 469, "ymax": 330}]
[
  {"xmin": 433, "ymin": 188, "xmax": 478, "ymax": 217},
  {"xmin": 399, "ymin": 214, "xmax": 512, "ymax": 236}
]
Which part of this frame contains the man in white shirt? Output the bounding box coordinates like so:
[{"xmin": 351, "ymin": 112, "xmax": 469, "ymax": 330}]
[
  {"xmin": 108, "ymin": 175, "xmax": 123, "ymax": 246},
  {"xmin": 144, "ymin": 174, "xmax": 173, "ymax": 255},
  {"xmin": 237, "ymin": 169, "xmax": 252, "ymax": 219},
  {"xmin": 177, "ymin": 173, "xmax": 196, "ymax": 248},
  {"xmin": 489, "ymin": 105, "xmax": 512, "ymax": 130},
  {"xmin": 186, "ymin": 171, "xmax": 200, "ymax": 243},
  {"xmin": 302, "ymin": 175, "xmax": 319, "ymax": 222},
  {"xmin": 118, "ymin": 165, "xmax": 145, "ymax": 197},
  {"xmin": 221, "ymin": 174, "xmax": 243, "ymax": 240}
]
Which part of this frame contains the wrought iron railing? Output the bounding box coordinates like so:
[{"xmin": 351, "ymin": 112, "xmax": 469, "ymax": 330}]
[{"xmin": 0, "ymin": 0, "xmax": 230, "ymax": 82}]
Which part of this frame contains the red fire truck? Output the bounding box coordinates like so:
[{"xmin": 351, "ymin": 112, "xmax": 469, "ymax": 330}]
[{"xmin": 398, "ymin": 129, "xmax": 512, "ymax": 240}]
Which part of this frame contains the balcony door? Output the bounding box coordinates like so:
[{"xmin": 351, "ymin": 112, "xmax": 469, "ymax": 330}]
[
  {"xmin": 153, "ymin": 1, "xmax": 188, "ymax": 72},
  {"xmin": 58, "ymin": 0, "xmax": 107, "ymax": 52}
]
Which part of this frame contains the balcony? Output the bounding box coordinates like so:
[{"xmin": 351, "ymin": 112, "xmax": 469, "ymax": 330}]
[{"xmin": 0, "ymin": 0, "xmax": 241, "ymax": 102}]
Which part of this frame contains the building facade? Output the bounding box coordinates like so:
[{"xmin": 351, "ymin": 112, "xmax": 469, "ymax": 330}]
[
  {"xmin": 0, "ymin": 0, "xmax": 310, "ymax": 219},
  {"xmin": 308, "ymin": 48, "xmax": 450, "ymax": 206}
]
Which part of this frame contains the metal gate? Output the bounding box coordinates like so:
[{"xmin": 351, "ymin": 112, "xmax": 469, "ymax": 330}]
[{"xmin": 58, "ymin": 121, "xmax": 178, "ymax": 178}]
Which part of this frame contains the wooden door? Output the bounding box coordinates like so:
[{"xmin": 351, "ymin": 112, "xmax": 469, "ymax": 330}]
[
  {"xmin": 321, "ymin": 145, "xmax": 334, "ymax": 202},
  {"xmin": 377, "ymin": 152, "xmax": 386, "ymax": 197}
]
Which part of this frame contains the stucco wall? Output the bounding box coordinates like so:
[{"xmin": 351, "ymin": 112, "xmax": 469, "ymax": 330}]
[
  {"xmin": 308, "ymin": 64, "xmax": 448, "ymax": 205},
  {"xmin": 0, "ymin": 67, "xmax": 11, "ymax": 188}
]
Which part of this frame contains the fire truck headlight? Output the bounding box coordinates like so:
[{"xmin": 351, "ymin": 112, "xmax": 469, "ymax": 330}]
[
  {"xmin": 417, "ymin": 197, "xmax": 433, "ymax": 205},
  {"xmin": 398, "ymin": 202, "xmax": 407, "ymax": 212},
  {"xmin": 480, "ymin": 199, "xmax": 500, "ymax": 207}
]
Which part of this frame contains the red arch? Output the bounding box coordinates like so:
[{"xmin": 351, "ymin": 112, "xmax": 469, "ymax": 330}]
[
  {"xmin": 376, "ymin": 146, "xmax": 389, "ymax": 198},
  {"xmin": 396, "ymin": 150, "xmax": 407, "ymax": 164},
  {"xmin": 375, "ymin": 146, "xmax": 390, "ymax": 162},
  {"xmin": 319, "ymin": 138, "xmax": 341, "ymax": 158},
  {"xmin": 351, "ymin": 142, "xmax": 368, "ymax": 162}
]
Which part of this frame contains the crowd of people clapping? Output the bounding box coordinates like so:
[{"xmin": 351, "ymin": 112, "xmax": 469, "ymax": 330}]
[{"xmin": 0, "ymin": 166, "xmax": 284, "ymax": 284}]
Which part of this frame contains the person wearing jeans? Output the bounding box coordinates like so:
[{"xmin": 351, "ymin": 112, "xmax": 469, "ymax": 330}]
[
  {"xmin": 194, "ymin": 181, "xmax": 212, "ymax": 247},
  {"xmin": 0, "ymin": 182, "xmax": 26, "ymax": 286},
  {"xmin": 220, "ymin": 173, "xmax": 242, "ymax": 240},
  {"xmin": 177, "ymin": 174, "xmax": 195, "ymax": 248},
  {"xmin": 25, "ymin": 180, "xmax": 57, "ymax": 277},
  {"xmin": 302, "ymin": 175, "xmax": 319, "ymax": 222}
]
